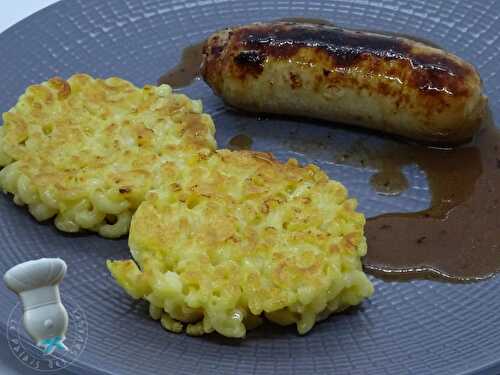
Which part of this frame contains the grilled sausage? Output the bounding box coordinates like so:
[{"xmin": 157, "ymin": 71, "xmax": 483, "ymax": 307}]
[{"xmin": 201, "ymin": 22, "xmax": 486, "ymax": 144}]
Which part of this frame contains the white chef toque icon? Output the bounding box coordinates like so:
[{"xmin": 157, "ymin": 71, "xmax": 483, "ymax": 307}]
[{"xmin": 4, "ymin": 258, "xmax": 69, "ymax": 355}]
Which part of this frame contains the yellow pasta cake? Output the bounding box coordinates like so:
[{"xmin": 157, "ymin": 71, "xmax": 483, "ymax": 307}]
[
  {"xmin": 107, "ymin": 150, "xmax": 373, "ymax": 337},
  {"xmin": 0, "ymin": 74, "xmax": 216, "ymax": 237}
]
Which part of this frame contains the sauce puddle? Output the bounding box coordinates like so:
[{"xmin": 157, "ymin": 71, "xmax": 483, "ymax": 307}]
[
  {"xmin": 359, "ymin": 116, "xmax": 500, "ymax": 281},
  {"xmin": 228, "ymin": 134, "xmax": 253, "ymax": 150},
  {"xmin": 158, "ymin": 41, "xmax": 205, "ymax": 88}
]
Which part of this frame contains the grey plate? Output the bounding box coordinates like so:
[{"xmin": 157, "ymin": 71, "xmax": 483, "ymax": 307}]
[{"xmin": 0, "ymin": 0, "xmax": 499, "ymax": 374}]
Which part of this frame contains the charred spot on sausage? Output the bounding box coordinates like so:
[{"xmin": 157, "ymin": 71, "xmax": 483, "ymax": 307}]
[{"xmin": 234, "ymin": 50, "xmax": 267, "ymax": 76}]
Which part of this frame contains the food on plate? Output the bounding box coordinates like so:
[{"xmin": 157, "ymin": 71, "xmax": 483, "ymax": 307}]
[
  {"xmin": 107, "ymin": 149, "xmax": 373, "ymax": 337},
  {"xmin": 0, "ymin": 74, "xmax": 216, "ymax": 238},
  {"xmin": 202, "ymin": 21, "xmax": 486, "ymax": 144}
]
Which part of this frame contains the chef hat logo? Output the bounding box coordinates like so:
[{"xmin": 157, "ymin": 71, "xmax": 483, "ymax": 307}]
[{"xmin": 4, "ymin": 258, "xmax": 88, "ymax": 372}]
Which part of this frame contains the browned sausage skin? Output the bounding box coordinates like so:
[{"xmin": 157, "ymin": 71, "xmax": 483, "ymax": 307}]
[{"xmin": 201, "ymin": 22, "xmax": 486, "ymax": 144}]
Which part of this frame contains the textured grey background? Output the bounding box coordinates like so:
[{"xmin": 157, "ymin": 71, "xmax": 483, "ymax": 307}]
[{"xmin": 0, "ymin": 0, "xmax": 499, "ymax": 374}]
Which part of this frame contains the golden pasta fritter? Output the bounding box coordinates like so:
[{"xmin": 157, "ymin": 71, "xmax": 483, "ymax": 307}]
[
  {"xmin": 107, "ymin": 150, "xmax": 373, "ymax": 337},
  {"xmin": 0, "ymin": 74, "xmax": 216, "ymax": 238}
]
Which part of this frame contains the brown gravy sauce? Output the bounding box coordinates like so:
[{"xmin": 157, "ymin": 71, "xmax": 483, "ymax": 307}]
[
  {"xmin": 361, "ymin": 116, "xmax": 500, "ymax": 282},
  {"xmin": 228, "ymin": 134, "xmax": 253, "ymax": 150},
  {"xmin": 157, "ymin": 41, "xmax": 205, "ymax": 88}
]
